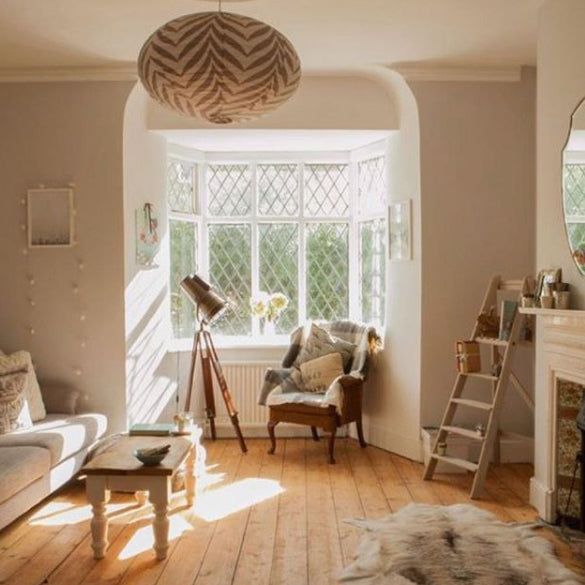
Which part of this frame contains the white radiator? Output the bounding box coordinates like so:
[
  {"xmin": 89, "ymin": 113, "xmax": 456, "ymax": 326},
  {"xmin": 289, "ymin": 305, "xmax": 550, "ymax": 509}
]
[{"xmin": 206, "ymin": 361, "xmax": 312, "ymax": 438}]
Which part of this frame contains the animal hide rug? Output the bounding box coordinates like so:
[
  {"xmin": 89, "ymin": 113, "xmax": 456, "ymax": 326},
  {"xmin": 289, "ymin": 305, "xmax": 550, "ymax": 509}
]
[{"xmin": 339, "ymin": 504, "xmax": 582, "ymax": 585}]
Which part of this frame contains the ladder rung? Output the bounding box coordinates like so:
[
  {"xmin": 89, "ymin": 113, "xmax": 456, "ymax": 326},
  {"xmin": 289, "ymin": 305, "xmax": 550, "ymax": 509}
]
[
  {"xmin": 431, "ymin": 454, "xmax": 479, "ymax": 472},
  {"xmin": 451, "ymin": 398, "xmax": 493, "ymax": 411},
  {"xmin": 474, "ymin": 336, "xmax": 509, "ymax": 347},
  {"xmin": 442, "ymin": 425, "xmax": 485, "ymax": 440},
  {"xmin": 460, "ymin": 372, "xmax": 499, "ymax": 381}
]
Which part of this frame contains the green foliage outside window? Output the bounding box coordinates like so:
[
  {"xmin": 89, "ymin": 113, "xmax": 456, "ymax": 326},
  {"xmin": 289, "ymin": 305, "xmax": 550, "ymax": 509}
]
[
  {"xmin": 170, "ymin": 220, "xmax": 196, "ymax": 338},
  {"xmin": 208, "ymin": 224, "xmax": 252, "ymax": 335},
  {"xmin": 306, "ymin": 223, "xmax": 349, "ymax": 321}
]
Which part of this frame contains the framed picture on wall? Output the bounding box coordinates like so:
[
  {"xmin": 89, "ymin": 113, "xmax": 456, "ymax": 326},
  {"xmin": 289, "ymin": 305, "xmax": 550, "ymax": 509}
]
[
  {"xmin": 388, "ymin": 199, "xmax": 412, "ymax": 261},
  {"xmin": 27, "ymin": 188, "xmax": 75, "ymax": 248}
]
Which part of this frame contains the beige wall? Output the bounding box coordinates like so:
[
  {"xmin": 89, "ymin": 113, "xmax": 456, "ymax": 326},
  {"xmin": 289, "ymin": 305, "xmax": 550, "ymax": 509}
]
[
  {"xmin": 410, "ymin": 70, "xmax": 536, "ymax": 434},
  {"xmin": 0, "ymin": 81, "xmax": 134, "ymax": 432},
  {"xmin": 538, "ymin": 0, "xmax": 585, "ymax": 304}
]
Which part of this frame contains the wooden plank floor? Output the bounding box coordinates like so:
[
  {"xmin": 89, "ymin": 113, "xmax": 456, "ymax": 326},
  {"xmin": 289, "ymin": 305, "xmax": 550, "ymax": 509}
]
[{"xmin": 0, "ymin": 438, "xmax": 578, "ymax": 585}]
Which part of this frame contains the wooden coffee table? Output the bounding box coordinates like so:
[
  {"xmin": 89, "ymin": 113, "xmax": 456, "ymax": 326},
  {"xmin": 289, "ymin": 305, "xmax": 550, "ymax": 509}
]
[{"xmin": 82, "ymin": 434, "xmax": 197, "ymax": 560}]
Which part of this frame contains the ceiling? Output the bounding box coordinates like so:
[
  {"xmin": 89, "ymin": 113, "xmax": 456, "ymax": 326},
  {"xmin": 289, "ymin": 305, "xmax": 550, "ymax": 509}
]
[{"xmin": 0, "ymin": 0, "xmax": 543, "ymax": 73}]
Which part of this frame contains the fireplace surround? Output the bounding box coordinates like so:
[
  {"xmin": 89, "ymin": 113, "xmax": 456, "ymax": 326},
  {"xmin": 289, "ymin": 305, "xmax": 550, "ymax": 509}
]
[{"xmin": 522, "ymin": 307, "xmax": 585, "ymax": 523}]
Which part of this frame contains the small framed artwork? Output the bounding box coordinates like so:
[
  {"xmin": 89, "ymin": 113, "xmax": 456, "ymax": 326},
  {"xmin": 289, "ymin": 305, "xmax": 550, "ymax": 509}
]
[
  {"xmin": 535, "ymin": 268, "xmax": 561, "ymax": 298},
  {"xmin": 389, "ymin": 199, "xmax": 412, "ymax": 261},
  {"xmin": 27, "ymin": 188, "xmax": 75, "ymax": 248},
  {"xmin": 136, "ymin": 203, "xmax": 160, "ymax": 267}
]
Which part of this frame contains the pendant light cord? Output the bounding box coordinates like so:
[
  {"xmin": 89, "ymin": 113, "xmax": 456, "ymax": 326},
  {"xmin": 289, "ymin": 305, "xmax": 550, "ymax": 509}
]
[{"xmin": 218, "ymin": 0, "xmax": 222, "ymax": 12}]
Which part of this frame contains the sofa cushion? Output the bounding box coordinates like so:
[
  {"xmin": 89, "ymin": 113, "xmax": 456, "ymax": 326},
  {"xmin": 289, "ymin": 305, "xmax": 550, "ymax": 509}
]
[
  {"xmin": 0, "ymin": 446, "xmax": 51, "ymax": 504},
  {"xmin": 0, "ymin": 371, "xmax": 32, "ymax": 434},
  {"xmin": 0, "ymin": 350, "xmax": 46, "ymax": 421},
  {"xmin": 0, "ymin": 413, "xmax": 108, "ymax": 466}
]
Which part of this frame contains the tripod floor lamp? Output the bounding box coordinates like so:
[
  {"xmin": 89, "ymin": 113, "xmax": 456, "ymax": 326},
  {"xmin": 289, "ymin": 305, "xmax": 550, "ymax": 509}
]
[{"xmin": 180, "ymin": 274, "xmax": 247, "ymax": 453}]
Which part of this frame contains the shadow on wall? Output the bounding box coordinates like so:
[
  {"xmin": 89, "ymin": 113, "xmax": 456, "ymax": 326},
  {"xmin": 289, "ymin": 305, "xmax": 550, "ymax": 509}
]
[{"xmin": 123, "ymin": 83, "xmax": 175, "ymax": 426}]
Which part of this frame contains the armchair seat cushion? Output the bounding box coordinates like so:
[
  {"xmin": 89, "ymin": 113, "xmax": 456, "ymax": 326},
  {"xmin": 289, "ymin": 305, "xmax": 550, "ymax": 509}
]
[{"xmin": 266, "ymin": 390, "xmax": 330, "ymax": 408}]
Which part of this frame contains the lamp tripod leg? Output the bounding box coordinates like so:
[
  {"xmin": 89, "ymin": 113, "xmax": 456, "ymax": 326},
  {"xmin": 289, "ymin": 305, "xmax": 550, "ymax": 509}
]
[
  {"xmin": 201, "ymin": 352, "xmax": 217, "ymax": 441},
  {"xmin": 203, "ymin": 330, "xmax": 247, "ymax": 453}
]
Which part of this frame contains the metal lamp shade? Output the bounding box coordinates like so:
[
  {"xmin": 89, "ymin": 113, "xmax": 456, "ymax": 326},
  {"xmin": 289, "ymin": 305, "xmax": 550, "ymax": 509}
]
[
  {"xmin": 137, "ymin": 11, "xmax": 302, "ymax": 124},
  {"xmin": 180, "ymin": 274, "xmax": 227, "ymax": 324}
]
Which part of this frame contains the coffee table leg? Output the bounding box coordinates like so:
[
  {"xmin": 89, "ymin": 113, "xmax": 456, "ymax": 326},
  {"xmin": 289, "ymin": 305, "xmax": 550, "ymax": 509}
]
[
  {"xmin": 185, "ymin": 445, "xmax": 196, "ymax": 506},
  {"xmin": 150, "ymin": 478, "xmax": 170, "ymax": 560},
  {"xmin": 86, "ymin": 477, "xmax": 110, "ymax": 559}
]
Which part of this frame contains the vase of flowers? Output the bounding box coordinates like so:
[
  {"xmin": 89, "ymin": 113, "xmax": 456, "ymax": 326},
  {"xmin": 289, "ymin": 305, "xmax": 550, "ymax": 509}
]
[{"xmin": 250, "ymin": 292, "xmax": 289, "ymax": 336}]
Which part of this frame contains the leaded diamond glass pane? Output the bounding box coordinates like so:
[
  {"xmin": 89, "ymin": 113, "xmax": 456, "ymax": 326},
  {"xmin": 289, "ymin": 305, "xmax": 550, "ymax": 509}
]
[
  {"xmin": 258, "ymin": 164, "xmax": 299, "ymax": 216},
  {"xmin": 358, "ymin": 156, "xmax": 387, "ymax": 215},
  {"xmin": 306, "ymin": 223, "xmax": 349, "ymax": 321},
  {"xmin": 259, "ymin": 224, "xmax": 299, "ymax": 333},
  {"xmin": 564, "ymin": 164, "xmax": 585, "ymax": 216},
  {"xmin": 167, "ymin": 159, "xmax": 195, "ymax": 213},
  {"xmin": 207, "ymin": 164, "xmax": 252, "ymax": 216},
  {"xmin": 360, "ymin": 219, "xmax": 386, "ymax": 328},
  {"xmin": 170, "ymin": 220, "xmax": 196, "ymax": 337},
  {"xmin": 304, "ymin": 164, "xmax": 349, "ymax": 216},
  {"xmin": 566, "ymin": 223, "xmax": 585, "ymax": 275},
  {"xmin": 208, "ymin": 224, "xmax": 252, "ymax": 335}
]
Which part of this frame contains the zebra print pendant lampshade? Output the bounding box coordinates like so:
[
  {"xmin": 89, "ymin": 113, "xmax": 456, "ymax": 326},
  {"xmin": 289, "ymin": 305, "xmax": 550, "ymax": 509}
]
[{"xmin": 137, "ymin": 11, "xmax": 301, "ymax": 124}]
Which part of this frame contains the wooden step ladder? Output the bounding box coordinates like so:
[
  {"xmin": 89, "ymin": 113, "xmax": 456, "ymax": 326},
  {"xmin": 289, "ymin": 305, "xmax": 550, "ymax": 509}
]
[{"xmin": 422, "ymin": 275, "xmax": 534, "ymax": 499}]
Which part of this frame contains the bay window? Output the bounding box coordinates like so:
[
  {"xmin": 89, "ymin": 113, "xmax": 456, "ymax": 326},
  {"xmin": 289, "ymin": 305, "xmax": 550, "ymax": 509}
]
[{"xmin": 168, "ymin": 151, "xmax": 387, "ymax": 341}]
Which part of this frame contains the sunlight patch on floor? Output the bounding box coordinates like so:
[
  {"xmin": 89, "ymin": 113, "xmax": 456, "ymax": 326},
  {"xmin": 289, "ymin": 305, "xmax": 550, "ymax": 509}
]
[
  {"xmin": 118, "ymin": 515, "xmax": 193, "ymax": 560},
  {"xmin": 193, "ymin": 478, "xmax": 284, "ymax": 522},
  {"xmin": 196, "ymin": 463, "xmax": 225, "ymax": 492},
  {"xmin": 29, "ymin": 501, "xmax": 130, "ymax": 526}
]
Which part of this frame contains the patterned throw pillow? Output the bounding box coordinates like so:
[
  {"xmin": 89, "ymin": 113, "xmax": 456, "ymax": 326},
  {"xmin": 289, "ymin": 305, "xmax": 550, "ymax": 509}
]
[
  {"xmin": 295, "ymin": 323, "xmax": 356, "ymax": 373},
  {"xmin": 0, "ymin": 371, "xmax": 32, "ymax": 434},
  {"xmin": 300, "ymin": 352, "xmax": 344, "ymax": 393},
  {"xmin": 0, "ymin": 350, "xmax": 46, "ymax": 422}
]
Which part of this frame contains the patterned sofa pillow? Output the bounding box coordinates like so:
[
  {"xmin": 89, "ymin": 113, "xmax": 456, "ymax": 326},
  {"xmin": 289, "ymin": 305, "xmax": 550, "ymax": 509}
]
[
  {"xmin": 0, "ymin": 350, "xmax": 46, "ymax": 422},
  {"xmin": 0, "ymin": 371, "xmax": 33, "ymax": 434},
  {"xmin": 300, "ymin": 352, "xmax": 344, "ymax": 393},
  {"xmin": 294, "ymin": 323, "xmax": 356, "ymax": 373}
]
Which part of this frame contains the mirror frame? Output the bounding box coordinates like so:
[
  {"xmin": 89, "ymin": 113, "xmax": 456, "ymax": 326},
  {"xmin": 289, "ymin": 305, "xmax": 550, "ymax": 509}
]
[{"xmin": 561, "ymin": 95, "xmax": 585, "ymax": 275}]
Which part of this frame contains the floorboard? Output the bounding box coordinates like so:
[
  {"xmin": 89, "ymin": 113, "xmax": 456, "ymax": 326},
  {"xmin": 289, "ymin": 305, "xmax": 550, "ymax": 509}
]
[{"xmin": 2, "ymin": 437, "xmax": 581, "ymax": 585}]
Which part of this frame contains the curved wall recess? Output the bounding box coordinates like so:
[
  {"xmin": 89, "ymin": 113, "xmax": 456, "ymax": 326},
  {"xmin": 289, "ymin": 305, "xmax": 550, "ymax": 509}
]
[{"xmin": 124, "ymin": 68, "xmax": 423, "ymax": 457}]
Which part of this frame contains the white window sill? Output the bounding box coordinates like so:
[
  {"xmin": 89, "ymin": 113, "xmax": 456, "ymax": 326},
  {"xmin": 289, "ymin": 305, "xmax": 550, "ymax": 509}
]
[{"xmin": 167, "ymin": 334, "xmax": 290, "ymax": 353}]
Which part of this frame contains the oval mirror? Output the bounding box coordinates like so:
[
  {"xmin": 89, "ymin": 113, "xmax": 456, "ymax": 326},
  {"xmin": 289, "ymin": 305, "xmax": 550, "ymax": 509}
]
[{"xmin": 563, "ymin": 98, "xmax": 585, "ymax": 274}]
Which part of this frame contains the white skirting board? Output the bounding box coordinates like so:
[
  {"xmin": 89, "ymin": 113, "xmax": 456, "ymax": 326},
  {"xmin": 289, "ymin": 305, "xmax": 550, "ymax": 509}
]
[{"xmin": 421, "ymin": 427, "xmax": 534, "ymax": 474}]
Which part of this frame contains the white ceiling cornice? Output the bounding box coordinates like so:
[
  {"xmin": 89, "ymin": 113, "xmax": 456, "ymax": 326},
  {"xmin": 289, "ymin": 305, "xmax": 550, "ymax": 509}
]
[
  {"xmin": 395, "ymin": 66, "xmax": 523, "ymax": 82},
  {"xmin": 0, "ymin": 67, "xmax": 137, "ymax": 83},
  {"xmin": 0, "ymin": 65, "xmax": 523, "ymax": 84}
]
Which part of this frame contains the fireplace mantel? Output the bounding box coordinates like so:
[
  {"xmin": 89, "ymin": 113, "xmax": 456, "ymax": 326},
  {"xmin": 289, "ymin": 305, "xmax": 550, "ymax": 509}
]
[{"xmin": 523, "ymin": 308, "xmax": 585, "ymax": 522}]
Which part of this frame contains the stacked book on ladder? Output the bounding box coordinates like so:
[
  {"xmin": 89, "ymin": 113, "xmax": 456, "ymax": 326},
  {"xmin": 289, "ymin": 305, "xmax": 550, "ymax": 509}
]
[{"xmin": 423, "ymin": 275, "xmax": 535, "ymax": 498}]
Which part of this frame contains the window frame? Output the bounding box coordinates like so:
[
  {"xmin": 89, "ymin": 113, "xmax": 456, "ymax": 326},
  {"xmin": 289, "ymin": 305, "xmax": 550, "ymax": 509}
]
[{"xmin": 168, "ymin": 147, "xmax": 387, "ymax": 344}]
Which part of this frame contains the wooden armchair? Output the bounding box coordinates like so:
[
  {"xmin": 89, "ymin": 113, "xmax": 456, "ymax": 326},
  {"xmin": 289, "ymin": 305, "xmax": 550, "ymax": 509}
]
[{"xmin": 258, "ymin": 321, "xmax": 378, "ymax": 463}]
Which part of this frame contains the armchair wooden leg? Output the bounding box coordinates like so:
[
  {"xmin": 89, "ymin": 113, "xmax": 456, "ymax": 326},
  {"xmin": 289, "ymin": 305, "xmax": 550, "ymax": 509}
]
[
  {"xmin": 356, "ymin": 418, "xmax": 367, "ymax": 448},
  {"xmin": 328, "ymin": 428, "xmax": 337, "ymax": 464},
  {"xmin": 268, "ymin": 420, "xmax": 278, "ymax": 454},
  {"xmin": 310, "ymin": 426, "xmax": 320, "ymax": 441}
]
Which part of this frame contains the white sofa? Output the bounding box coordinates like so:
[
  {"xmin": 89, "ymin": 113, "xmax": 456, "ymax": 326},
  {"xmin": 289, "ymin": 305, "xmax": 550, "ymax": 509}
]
[{"xmin": 0, "ymin": 386, "xmax": 107, "ymax": 530}]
